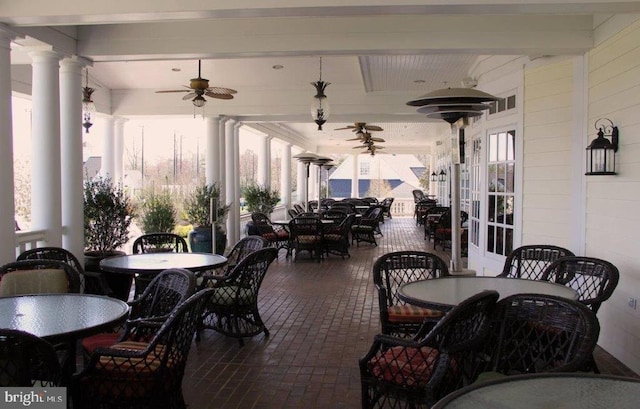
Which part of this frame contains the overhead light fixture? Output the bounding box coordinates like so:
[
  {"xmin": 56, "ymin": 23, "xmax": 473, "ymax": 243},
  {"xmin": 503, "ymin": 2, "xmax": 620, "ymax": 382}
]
[
  {"xmin": 586, "ymin": 118, "xmax": 619, "ymax": 176},
  {"xmin": 310, "ymin": 57, "xmax": 330, "ymax": 131},
  {"xmin": 82, "ymin": 68, "xmax": 95, "ymax": 134},
  {"xmin": 438, "ymin": 169, "xmax": 447, "ymax": 182},
  {"xmin": 192, "ymin": 95, "xmax": 206, "ymax": 108}
]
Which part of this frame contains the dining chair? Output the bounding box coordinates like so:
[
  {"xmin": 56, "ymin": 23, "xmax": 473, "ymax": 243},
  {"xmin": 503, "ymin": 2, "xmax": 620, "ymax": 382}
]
[
  {"xmin": 132, "ymin": 232, "xmax": 189, "ymax": 254},
  {"xmin": 380, "ymin": 197, "xmax": 394, "ymax": 220},
  {"xmin": 0, "ymin": 259, "xmax": 81, "ymax": 296},
  {"xmin": 359, "ymin": 291, "xmax": 499, "ymax": 409},
  {"xmin": 81, "ymin": 268, "xmax": 197, "ymax": 357},
  {"xmin": 324, "ymin": 213, "xmax": 355, "ymax": 259},
  {"xmin": 18, "ymin": 246, "xmax": 114, "ymax": 296},
  {"xmin": 373, "ymin": 251, "xmax": 450, "ymax": 339},
  {"xmin": 251, "ymin": 212, "xmax": 290, "ymax": 256},
  {"xmin": 473, "ymin": 293, "xmax": 600, "ymax": 380},
  {"xmin": 541, "ymin": 256, "xmax": 619, "ymax": 373},
  {"xmin": 498, "ymin": 245, "xmax": 575, "ymax": 280},
  {"xmin": 0, "ymin": 329, "xmax": 62, "ymax": 387},
  {"xmin": 433, "ymin": 209, "xmax": 469, "ymax": 251},
  {"xmin": 73, "ymin": 288, "xmax": 214, "ymax": 409},
  {"xmin": 351, "ymin": 206, "xmax": 383, "ymax": 246},
  {"xmin": 289, "ymin": 216, "xmax": 325, "ymax": 261},
  {"xmin": 423, "ymin": 206, "xmax": 449, "ymax": 241},
  {"xmin": 198, "ymin": 247, "xmax": 278, "ymax": 346},
  {"xmin": 199, "ymin": 235, "xmax": 270, "ymax": 283}
]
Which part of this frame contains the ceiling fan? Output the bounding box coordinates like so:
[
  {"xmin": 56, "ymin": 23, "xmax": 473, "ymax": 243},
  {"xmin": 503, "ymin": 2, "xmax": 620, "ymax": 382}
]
[
  {"xmin": 335, "ymin": 122, "xmax": 384, "ymax": 133},
  {"xmin": 155, "ymin": 60, "xmax": 237, "ymax": 108},
  {"xmin": 352, "ymin": 137, "xmax": 385, "ymax": 156},
  {"xmin": 346, "ymin": 132, "xmax": 385, "ymax": 143}
]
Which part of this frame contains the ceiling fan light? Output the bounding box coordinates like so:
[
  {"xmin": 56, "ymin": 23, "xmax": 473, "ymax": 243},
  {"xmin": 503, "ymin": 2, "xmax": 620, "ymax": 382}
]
[{"xmin": 192, "ymin": 95, "xmax": 206, "ymax": 108}]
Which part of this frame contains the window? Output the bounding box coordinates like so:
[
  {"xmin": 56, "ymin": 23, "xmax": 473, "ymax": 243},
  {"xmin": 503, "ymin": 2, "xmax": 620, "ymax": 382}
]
[
  {"xmin": 360, "ymin": 161, "xmax": 370, "ymax": 176},
  {"xmin": 470, "ymin": 139, "xmax": 481, "ymax": 247},
  {"xmin": 487, "ymin": 93, "xmax": 516, "ymax": 117},
  {"xmin": 486, "ymin": 130, "xmax": 515, "ymax": 256}
]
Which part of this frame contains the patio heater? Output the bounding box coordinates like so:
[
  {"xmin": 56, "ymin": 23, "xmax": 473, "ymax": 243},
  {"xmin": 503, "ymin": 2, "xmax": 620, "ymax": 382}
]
[
  {"xmin": 312, "ymin": 156, "xmax": 333, "ymax": 213},
  {"xmin": 407, "ymin": 87, "xmax": 499, "ymax": 273},
  {"xmin": 293, "ymin": 152, "xmax": 319, "ymax": 212}
]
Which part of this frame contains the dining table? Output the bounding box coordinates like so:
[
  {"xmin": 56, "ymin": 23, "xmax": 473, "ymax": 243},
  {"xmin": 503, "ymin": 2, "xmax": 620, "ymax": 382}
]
[
  {"xmin": 100, "ymin": 252, "xmax": 228, "ymax": 296},
  {"xmin": 0, "ymin": 293, "xmax": 130, "ymax": 381},
  {"xmin": 432, "ymin": 373, "xmax": 640, "ymax": 409},
  {"xmin": 398, "ymin": 276, "xmax": 577, "ymax": 310}
]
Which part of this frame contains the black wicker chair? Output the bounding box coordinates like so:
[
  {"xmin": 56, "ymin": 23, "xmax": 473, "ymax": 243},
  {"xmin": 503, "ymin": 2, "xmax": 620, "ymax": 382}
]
[
  {"xmin": 498, "ymin": 245, "xmax": 575, "ymax": 280},
  {"xmin": 214, "ymin": 235, "xmax": 270, "ymax": 278},
  {"xmin": 0, "ymin": 259, "xmax": 81, "ymax": 295},
  {"xmin": 251, "ymin": 212, "xmax": 290, "ymax": 256},
  {"xmin": 18, "ymin": 246, "xmax": 113, "ymax": 296},
  {"xmin": 373, "ymin": 251, "xmax": 450, "ymax": 339},
  {"xmin": 541, "ymin": 256, "xmax": 619, "ymax": 373},
  {"xmin": 433, "ymin": 210, "xmax": 468, "ymax": 251},
  {"xmin": 324, "ymin": 213, "xmax": 355, "ymax": 259},
  {"xmin": 72, "ymin": 288, "xmax": 213, "ymax": 409},
  {"xmin": 198, "ymin": 248, "xmax": 278, "ymax": 346},
  {"xmin": 380, "ymin": 197, "xmax": 394, "ymax": 220},
  {"xmin": 351, "ymin": 207, "xmax": 383, "ymax": 246},
  {"xmin": 473, "ymin": 293, "xmax": 600, "ymax": 380},
  {"xmin": 359, "ymin": 291, "xmax": 499, "ymax": 409},
  {"xmin": 132, "ymin": 233, "xmax": 189, "ymax": 254},
  {"xmin": 289, "ymin": 216, "xmax": 325, "ymax": 261},
  {"xmin": 81, "ymin": 268, "xmax": 196, "ymax": 356},
  {"xmin": 0, "ymin": 329, "xmax": 62, "ymax": 387}
]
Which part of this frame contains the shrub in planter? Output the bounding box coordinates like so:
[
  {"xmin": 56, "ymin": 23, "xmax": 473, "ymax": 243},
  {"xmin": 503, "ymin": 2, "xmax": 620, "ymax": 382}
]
[
  {"xmin": 139, "ymin": 189, "xmax": 177, "ymax": 233},
  {"xmin": 184, "ymin": 183, "xmax": 230, "ymax": 254},
  {"xmin": 243, "ymin": 183, "xmax": 281, "ymax": 215}
]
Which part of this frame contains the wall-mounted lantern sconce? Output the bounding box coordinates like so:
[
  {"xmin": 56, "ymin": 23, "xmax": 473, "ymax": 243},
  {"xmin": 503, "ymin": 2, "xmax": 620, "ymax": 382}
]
[
  {"xmin": 438, "ymin": 169, "xmax": 447, "ymax": 182},
  {"xmin": 586, "ymin": 118, "xmax": 619, "ymax": 176},
  {"xmin": 429, "ymin": 171, "xmax": 437, "ymax": 182}
]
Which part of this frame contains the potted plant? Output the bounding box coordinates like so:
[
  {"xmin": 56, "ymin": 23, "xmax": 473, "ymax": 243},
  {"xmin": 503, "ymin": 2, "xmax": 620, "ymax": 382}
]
[
  {"xmin": 83, "ymin": 176, "xmax": 135, "ymax": 301},
  {"xmin": 184, "ymin": 183, "xmax": 230, "ymax": 255},
  {"xmin": 139, "ymin": 188, "xmax": 177, "ymax": 233},
  {"xmin": 243, "ymin": 183, "xmax": 281, "ymax": 236}
]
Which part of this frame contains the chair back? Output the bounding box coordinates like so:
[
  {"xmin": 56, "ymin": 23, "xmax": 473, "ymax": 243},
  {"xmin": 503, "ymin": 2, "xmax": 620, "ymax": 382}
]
[
  {"xmin": 323, "ymin": 209, "xmax": 348, "ymax": 223},
  {"xmin": 223, "ymin": 236, "xmax": 271, "ymax": 275},
  {"xmin": 0, "ymin": 259, "xmax": 81, "ymax": 295},
  {"xmin": 293, "ymin": 203, "xmax": 305, "ymax": 214},
  {"xmin": 218, "ymin": 247, "xmax": 277, "ymax": 297},
  {"xmin": 330, "ymin": 202, "xmax": 356, "ymax": 214},
  {"xmin": 0, "ymin": 329, "xmax": 61, "ymax": 387},
  {"xmin": 412, "ymin": 189, "xmax": 425, "ymax": 202},
  {"xmin": 290, "ymin": 216, "xmax": 324, "ymax": 238},
  {"xmin": 287, "ymin": 208, "xmax": 299, "ymax": 219},
  {"xmin": 541, "ymin": 256, "xmax": 619, "ymax": 314},
  {"xmin": 132, "ymin": 233, "xmax": 189, "ymax": 254},
  {"xmin": 499, "ymin": 245, "xmax": 575, "ymax": 280},
  {"xmin": 131, "ymin": 268, "xmax": 197, "ymax": 323},
  {"xmin": 480, "ymin": 293, "xmax": 600, "ymax": 376},
  {"xmin": 373, "ymin": 251, "xmax": 450, "ymax": 309}
]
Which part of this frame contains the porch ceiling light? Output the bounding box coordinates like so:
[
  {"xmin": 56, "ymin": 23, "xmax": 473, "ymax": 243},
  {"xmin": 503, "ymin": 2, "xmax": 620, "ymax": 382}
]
[
  {"xmin": 429, "ymin": 171, "xmax": 438, "ymax": 182},
  {"xmin": 82, "ymin": 68, "xmax": 95, "ymax": 134},
  {"xmin": 311, "ymin": 57, "xmax": 330, "ymax": 131},
  {"xmin": 438, "ymin": 169, "xmax": 447, "ymax": 182},
  {"xmin": 586, "ymin": 118, "xmax": 619, "ymax": 176}
]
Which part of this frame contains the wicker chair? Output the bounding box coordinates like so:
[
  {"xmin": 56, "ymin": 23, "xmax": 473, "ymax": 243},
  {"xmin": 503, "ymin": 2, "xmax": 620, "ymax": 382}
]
[
  {"xmin": 0, "ymin": 259, "xmax": 81, "ymax": 295},
  {"xmin": 289, "ymin": 216, "xmax": 325, "ymax": 261},
  {"xmin": 359, "ymin": 291, "xmax": 499, "ymax": 409},
  {"xmin": 199, "ymin": 248, "xmax": 278, "ymax": 346},
  {"xmin": 330, "ymin": 202, "xmax": 357, "ymax": 214},
  {"xmin": 373, "ymin": 251, "xmax": 450, "ymax": 338},
  {"xmin": 132, "ymin": 233, "xmax": 189, "ymax": 254},
  {"xmin": 498, "ymin": 245, "xmax": 575, "ymax": 280},
  {"xmin": 251, "ymin": 212, "xmax": 290, "ymax": 256},
  {"xmin": 18, "ymin": 246, "xmax": 113, "ymax": 296},
  {"xmin": 423, "ymin": 206, "xmax": 449, "ymax": 241},
  {"xmin": 287, "ymin": 208, "xmax": 299, "ymax": 219},
  {"xmin": 324, "ymin": 213, "xmax": 355, "ymax": 259},
  {"xmin": 414, "ymin": 201, "xmax": 437, "ymax": 226},
  {"xmin": 72, "ymin": 288, "xmax": 213, "ymax": 409},
  {"xmin": 81, "ymin": 268, "xmax": 197, "ymax": 356},
  {"xmin": 351, "ymin": 207, "xmax": 383, "ymax": 246},
  {"xmin": 433, "ymin": 210, "xmax": 468, "ymax": 251},
  {"xmin": 473, "ymin": 293, "xmax": 600, "ymax": 379},
  {"xmin": 541, "ymin": 256, "xmax": 619, "ymax": 373},
  {"xmin": 0, "ymin": 329, "xmax": 62, "ymax": 387},
  {"xmin": 380, "ymin": 197, "xmax": 394, "ymax": 219}
]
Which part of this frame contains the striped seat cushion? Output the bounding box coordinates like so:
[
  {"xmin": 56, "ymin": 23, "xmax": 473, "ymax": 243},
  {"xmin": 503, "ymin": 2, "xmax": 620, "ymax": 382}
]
[
  {"xmin": 369, "ymin": 346, "xmax": 440, "ymax": 387},
  {"xmin": 387, "ymin": 304, "xmax": 445, "ymax": 323}
]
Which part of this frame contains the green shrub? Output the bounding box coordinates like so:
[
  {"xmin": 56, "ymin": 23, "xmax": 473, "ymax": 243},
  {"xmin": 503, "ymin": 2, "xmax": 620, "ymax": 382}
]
[
  {"xmin": 243, "ymin": 183, "xmax": 280, "ymax": 215},
  {"xmin": 184, "ymin": 183, "xmax": 230, "ymax": 226},
  {"xmin": 174, "ymin": 224, "xmax": 193, "ymax": 238},
  {"xmin": 140, "ymin": 189, "xmax": 177, "ymax": 233}
]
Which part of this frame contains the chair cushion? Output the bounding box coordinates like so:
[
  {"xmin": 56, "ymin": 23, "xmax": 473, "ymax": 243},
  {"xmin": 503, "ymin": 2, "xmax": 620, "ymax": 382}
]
[
  {"xmin": 352, "ymin": 225, "xmax": 373, "ymax": 232},
  {"xmin": 0, "ymin": 269, "xmax": 68, "ymax": 296},
  {"xmin": 369, "ymin": 346, "xmax": 440, "ymax": 387},
  {"xmin": 297, "ymin": 235, "xmax": 320, "ymax": 244},
  {"xmin": 387, "ymin": 304, "xmax": 445, "ymax": 323},
  {"xmin": 82, "ymin": 332, "xmax": 120, "ymax": 354},
  {"xmin": 324, "ymin": 234, "xmax": 344, "ymax": 242}
]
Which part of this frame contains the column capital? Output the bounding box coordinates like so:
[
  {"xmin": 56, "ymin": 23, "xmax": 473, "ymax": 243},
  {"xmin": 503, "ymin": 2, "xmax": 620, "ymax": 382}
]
[
  {"xmin": 234, "ymin": 121, "xmax": 243, "ymax": 130},
  {"xmin": 224, "ymin": 117, "xmax": 236, "ymax": 126},
  {"xmin": 27, "ymin": 47, "xmax": 63, "ymax": 63},
  {"xmin": 0, "ymin": 23, "xmax": 24, "ymax": 43}
]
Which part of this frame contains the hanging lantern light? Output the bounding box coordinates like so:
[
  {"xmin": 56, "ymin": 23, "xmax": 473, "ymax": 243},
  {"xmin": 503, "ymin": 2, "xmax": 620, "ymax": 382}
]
[
  {"xmin": 82, "ymin": 68, "xmax": 96, "ymax": 134},
  {"xmin": 310, "ymin": 57, "xmax": 330, "ymax": 131}
]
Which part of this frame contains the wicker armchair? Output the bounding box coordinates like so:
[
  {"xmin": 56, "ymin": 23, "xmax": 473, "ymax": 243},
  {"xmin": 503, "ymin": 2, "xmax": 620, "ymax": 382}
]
[
  {"xmin": 0, "ymin": 329, "xmax": 62, "ymax": 387},
  {"xmin": 433, "ymin": 210, "xmax": 468, "ymax": 251},
  {"xmin": 351, "ymin": 207, "xmax": 383, "ymax": 246},
  {"xmin": 82, "ymin": 268, "xmax": 197, "ymax": 356},
  {"xmin": 380, "ymin": 197, "xmax": 394, "ymax": 219},
  {"xmin": 132, "ymin": 233, "xmax": 189, "ymax": 254},
  {"xmin": 498, "ymin": 245, "xmax": 575, "ymax": 280},
  {"xmin": 72, "ymin": 288, "xmax": 213, "ymax": 409},
  {"xmin": 199, "ymin": 248, "xmax": 278, "ymax": 346},
  {"xmin": 0, "ymin": 259, "xmax": 81, "ymax": 295},
  {"xmin": 18, "ymin": 246, "xmax": 113, "ymax": 296},
  {"xmin": 216, "ymin": 236, "xmax": 270, "ymax": 278},
  {"xmin": 359, "ymin": 291, "xmax": 499, "ymax": 409},
  {"xmin": 251, "ymin": 212, "xmax": 290, "ymax": 256},
  {"xmin": 324, "ymin": 213, "xmax": 355, "ymax": 259},
  {"xmin": 423, "ymin": 206, "xmax": 449, "ymax": 241},
  {"xmin": 415, "ymin": 201, "xmax": 436, "ymax": 226},
  {"xmin": 473, "ymin": 293, "xmax": 600, "ymax": 379},
  {"xmin": 289, "ymin": 216, "xmax": 325, "ymax": 261},
  {"xmin": 373, "ymin": 251, "xmax": 450, "ymax": 338}
]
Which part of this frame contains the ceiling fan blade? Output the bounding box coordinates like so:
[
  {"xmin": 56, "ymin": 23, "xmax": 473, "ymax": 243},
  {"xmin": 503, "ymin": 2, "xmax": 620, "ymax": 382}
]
[
  {"xmin": 204, "ymin": 92, "xmax": 234, "ymax": 100},
  {"xmin": 182, "ymin": 93, "xmax": 196, "ymax": 100},
  {"xmin": 363, "ymin": 125, "xmax": 384, "ymax": 131},
  {"xmin": 369, "ymin": 137, "xmax": 385, "ymax": 142},
  {"xmin": 335, "ymin": 126, "xmax": 356, "ymax": 131},
  {"xmin": 346, "ymin": 137, "xmax": 365, "ymax": 141},
  {"xmin": 156, "ymin": 90, "xmax": 190, "ymax": 93},
  {"xmin": 206, "ymin": 86, "xmax": 238, "ymax": 95}
]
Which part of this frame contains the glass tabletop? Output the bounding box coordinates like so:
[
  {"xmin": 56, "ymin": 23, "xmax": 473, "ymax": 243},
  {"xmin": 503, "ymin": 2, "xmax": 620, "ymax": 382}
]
[
  {"xmin": 433, "ymin": 373, "xmax": 640, "ymax": 409},
  {"xmin": 100, "ymin": 252, "xmax": 228, "ymax": 274},
  {"xmin": 0, "ymin": 293, "xmax": 129, "ymax": 340}
]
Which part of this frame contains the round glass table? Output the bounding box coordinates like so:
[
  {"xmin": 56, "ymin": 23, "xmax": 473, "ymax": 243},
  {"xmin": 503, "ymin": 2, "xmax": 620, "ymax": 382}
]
[
  {"xmin": 399, "ymin": 276, "xmax": 577, "ymax": 309},
  {"xmin": 432, "ymin": 373, "xmax": 640, "ymax": 409},
  {"xmin": 100, "ymin": 252, "xmax": 228, "ymax": 276}
]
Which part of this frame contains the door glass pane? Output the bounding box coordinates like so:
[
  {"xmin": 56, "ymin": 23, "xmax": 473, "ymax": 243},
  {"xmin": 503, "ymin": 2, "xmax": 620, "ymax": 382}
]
[
  {"xmin": 487, "ymin": 225, "xmax": 495, "ymax": 253},
  {"xmin": 488, "ymin": 195, "xmax": 496, "ymax": 223},
  {"xmin": 507, "ymin": 131, "xmax": 515, "ymax": 161},
  {"xmin": 506, "ymin": 163, "xmax": 514, "ymax": 193}
]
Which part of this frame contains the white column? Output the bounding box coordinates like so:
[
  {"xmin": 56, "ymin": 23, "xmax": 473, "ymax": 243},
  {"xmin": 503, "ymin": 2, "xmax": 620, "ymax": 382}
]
[
  {"xmin": 257, "ymin": 134, "xmax": 272, "ymax": 187},
  {"xmin": 297, "ymin": 160, "xmax": 306, "ymax": 204},
  {"xmin": 114, "ymin": 117, "xmax": 127, "ymax": 186},
  {"xmin": 59, "ymin": 57, "xmax": 86, "ymax": 259},
  {"xmin": 281, "ymin": 143, "xmax": 292, "ymax": 211},
  {"xmin": 309, "ymin": 163, "xmax": 318, "ymax": 202},
  {"xmin": 30, "ymin": 49, "xmax": 63, "ymax": 246},
  {"xmin": 218, "ymin": 116, "xmax": 227, "ymax": 203},
  {"xmin": 0, "ymin": 27, "xmax": 19, "ymax": 264},
  {"xmin": 232, "ymin": 122, "xmax": 242, "ymax": 244},
  {"xmin": 224, "ymin": 118, "xmax": 236, "ymax": 243},
  {"xmin": 205, "ymin": 116, "xmax": 220, "ymax": 186},
  {"xmin": 429, "ymin": 154, "xmax": 437, "ymax": 198},
  {"xmin": 351, "ymin": 154, "xmax": 359, "ymax": 198},
  {"xmin": 101, "ymin": 116, "xmax": 115, "ymax": 180}
]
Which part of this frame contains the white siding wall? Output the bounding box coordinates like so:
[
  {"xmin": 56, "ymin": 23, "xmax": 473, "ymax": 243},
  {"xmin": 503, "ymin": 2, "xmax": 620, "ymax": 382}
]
[
  {"xmin": 585, "ymin": 16, "xmax": 640, "ymax": 373},
  {"xmin": 522, "ymin": 59, "xmax": 575, "ymax": 248}
]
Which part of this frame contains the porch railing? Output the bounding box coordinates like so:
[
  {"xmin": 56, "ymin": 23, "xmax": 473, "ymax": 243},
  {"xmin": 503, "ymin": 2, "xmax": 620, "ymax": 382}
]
[{"xmin": 15, "ymin": 228, "xmax": 47, "ymax": 258}]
